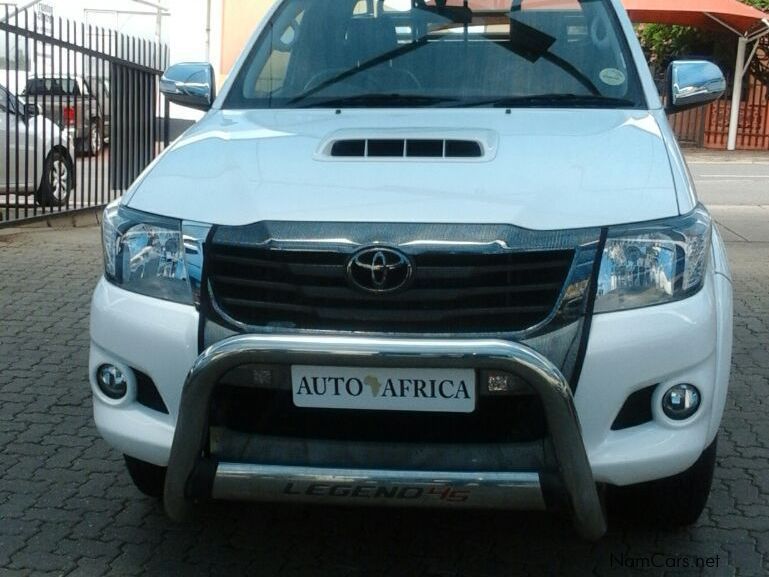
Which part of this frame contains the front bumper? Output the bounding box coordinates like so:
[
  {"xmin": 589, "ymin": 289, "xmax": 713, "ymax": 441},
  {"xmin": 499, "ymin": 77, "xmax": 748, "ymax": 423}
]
[
  {"xmin": 90, "ymin": 267, "xmax": 730, "ymax": 477},
  {"xmin": 89, "ymin": 254, "xmax": 732, "ymax": 537},
  {"xmin": 163, "ymin": 334, "xmax": 606, "ymax": 540}
]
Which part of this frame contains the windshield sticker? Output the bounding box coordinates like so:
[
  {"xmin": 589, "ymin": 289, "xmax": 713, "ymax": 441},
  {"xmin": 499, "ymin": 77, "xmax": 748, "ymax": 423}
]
[{"xmin": 600, "ymin": 68, "xmax": 626, "ymax": 86}]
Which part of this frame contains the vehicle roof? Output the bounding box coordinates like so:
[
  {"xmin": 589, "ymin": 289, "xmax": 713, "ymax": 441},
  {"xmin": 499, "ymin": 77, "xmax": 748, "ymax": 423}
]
[{"xmin": 26, "ymin": 75, "xmax": 84, "ymax": 81}]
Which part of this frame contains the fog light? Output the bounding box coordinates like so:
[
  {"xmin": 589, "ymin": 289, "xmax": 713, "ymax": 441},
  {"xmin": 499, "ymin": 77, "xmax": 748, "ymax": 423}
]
[
  {"xmin": 97, "ymin": 364, "xmax": 128, "ymax": 399},
  {"xmin": 484, "ymin": 371, "xmax": 531, "ymax": 395},
  {"xmin": 662, "ymin": 384, "xmax": 701, "ymax": 420}
]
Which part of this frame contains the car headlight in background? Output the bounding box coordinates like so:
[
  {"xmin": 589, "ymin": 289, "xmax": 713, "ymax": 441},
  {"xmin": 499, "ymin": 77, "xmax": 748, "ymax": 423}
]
[
  {"xmin": 595, "ymin": 206, "xmax": 711, "ymax": 314},
  {"xmin": 102, "ymin": 202, "xmax": 193, "ymax": 304}
]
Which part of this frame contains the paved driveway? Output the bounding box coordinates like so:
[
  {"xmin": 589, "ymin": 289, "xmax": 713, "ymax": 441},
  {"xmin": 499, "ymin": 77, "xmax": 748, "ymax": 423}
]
[{"xmin": 1, "ymin": 177, "xmax": 768, "ymax": 575}]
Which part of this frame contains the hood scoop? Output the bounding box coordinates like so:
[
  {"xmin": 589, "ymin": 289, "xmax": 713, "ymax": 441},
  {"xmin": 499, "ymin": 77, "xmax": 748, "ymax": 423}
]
[
  {"xmin": 331, "ymin": 138, "xmax": 482, "ymax": 158},
  {"xmin": 316, "ymin": 129, "xmax": 498, "ymax": 162}
]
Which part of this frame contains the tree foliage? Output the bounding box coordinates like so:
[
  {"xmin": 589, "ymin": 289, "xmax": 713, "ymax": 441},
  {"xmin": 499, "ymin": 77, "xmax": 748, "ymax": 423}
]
[
  {"xmin": 638, "ymin": 0, "xmax": 769, "ymax": 87},
  {"xmin": 746, "ymin": 0, "xmax": 769, "ymax": 9}
]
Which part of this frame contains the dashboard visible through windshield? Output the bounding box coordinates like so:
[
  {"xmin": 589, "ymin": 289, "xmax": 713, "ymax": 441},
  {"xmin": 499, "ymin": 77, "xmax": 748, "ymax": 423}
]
[{"xmin": 225, "ymin": 0, "xmax": 645, "ymax": 109}]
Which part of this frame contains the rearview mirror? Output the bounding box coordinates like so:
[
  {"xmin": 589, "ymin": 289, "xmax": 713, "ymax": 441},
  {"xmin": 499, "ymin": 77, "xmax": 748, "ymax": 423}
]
[
  {"xmin": 413, "ymin": 4, "xmax": 472, "ymax": 24},
  {"xmin": 160, "ymin": 62, "xmax": 216, "ymax": 111},
  {"xmin": 666, "ymin": 60, "xmax": 726, "ymax": 114}
]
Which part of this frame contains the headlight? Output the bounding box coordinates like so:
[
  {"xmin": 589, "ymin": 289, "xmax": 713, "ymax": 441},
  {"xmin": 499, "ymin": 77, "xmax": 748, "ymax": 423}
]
[
  {"xmin": 102, "ymin": 202, "xmax": 193, "ymax": 304},
  {"xmin": 595, "ymin": 206, "xmax": 711, "ymax": 314}
]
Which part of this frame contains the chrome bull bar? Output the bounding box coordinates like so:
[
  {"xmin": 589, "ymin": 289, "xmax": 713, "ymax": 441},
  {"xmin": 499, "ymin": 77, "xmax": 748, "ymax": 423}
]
[{"xmin": 164, "ymin": 335, "xmax": 607, "ymax": 541}]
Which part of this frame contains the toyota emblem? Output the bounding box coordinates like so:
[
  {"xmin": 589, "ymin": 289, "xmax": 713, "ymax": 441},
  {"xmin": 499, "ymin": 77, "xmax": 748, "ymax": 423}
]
[{"xmin": 347, "ymin": 247, "xmax": 412, "ymax": 293}]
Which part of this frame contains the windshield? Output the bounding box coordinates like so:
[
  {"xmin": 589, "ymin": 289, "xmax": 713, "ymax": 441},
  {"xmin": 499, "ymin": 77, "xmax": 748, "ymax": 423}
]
[
  {"xmin": 226, "ymin": 0, "xmax": 644, "ymax": 109},
  {"xmin": 1, "ymin": 86, "xmax": 16, "ymax": 113},
  {"xmin": 24, "ymin": 78, "xmax": 80, "ymax": 97}
]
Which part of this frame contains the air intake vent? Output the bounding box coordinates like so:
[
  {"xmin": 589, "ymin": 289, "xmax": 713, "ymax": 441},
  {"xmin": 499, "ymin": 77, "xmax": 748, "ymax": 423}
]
[
  {"xmin": 329, "ymin": 139, "xmax": 483, "ymax": 159},
  {"xmin": 611, "ymin": 385, "xmax": 656, "ymax": 430}
]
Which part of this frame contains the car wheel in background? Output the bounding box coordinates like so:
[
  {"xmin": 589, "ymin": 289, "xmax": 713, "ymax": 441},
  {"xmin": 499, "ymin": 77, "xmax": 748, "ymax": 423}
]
[{"xmin": 35, "ymin": 149, "xmax": 73, "ymax": 207}]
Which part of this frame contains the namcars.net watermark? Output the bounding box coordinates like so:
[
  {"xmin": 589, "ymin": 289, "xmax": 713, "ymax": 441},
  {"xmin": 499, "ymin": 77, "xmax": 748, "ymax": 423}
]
[{"xmin": 611, "ymin": 553, "xmax": 722, "ymax": 570}]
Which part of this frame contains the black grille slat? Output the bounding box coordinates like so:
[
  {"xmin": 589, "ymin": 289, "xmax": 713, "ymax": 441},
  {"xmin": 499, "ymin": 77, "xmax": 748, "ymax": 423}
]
[
  {"xmin": 416, "ymin": 261, "xmax": 574, "ymax": 279},
  {"xmin": 219, "ymin": 297, "xmax": 553, "ymax": 323},
  {"xmin": 212, "ymin": 387, "xmax": 548, "ymax": 444},
  {"xmin": 208, "ymin": 245, "xmax": 574, "ymax": 333},
  {"xmin": 211, "ymin": 254, "xmax": 347, "ymax": 279},
  {"xmin": 213, "ymin": 275, "xmax": 562, "ymax": 302}
]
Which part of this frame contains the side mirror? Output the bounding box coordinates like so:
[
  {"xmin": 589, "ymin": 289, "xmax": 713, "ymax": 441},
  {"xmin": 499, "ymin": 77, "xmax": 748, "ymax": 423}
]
[
  {"xmin": 24, "ymin": 102, "xmax": 40, "ymax": 117},
  {"xmin": 666, "ymin": 60, "xmax": 726, "ymax": 114},
  {"xmin": 160, "ymin": 62, "xmax": 216, "ymax": 111}
]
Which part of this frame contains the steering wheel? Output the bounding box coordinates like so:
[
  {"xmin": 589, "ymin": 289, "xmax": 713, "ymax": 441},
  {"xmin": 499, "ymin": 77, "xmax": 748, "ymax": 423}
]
[
  {"xmin": 303, "ymin": 68, "xmax": 364, "ymax": 92},
  {"xmin": 390, "ymin": 69, "xmax": 423, "ymax": 91}
]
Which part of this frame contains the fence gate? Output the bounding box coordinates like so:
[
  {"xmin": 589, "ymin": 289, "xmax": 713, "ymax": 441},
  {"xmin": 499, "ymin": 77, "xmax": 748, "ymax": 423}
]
[{"xmin": 1, "ymin": 5, "xmax": 169, "ymax": 225}]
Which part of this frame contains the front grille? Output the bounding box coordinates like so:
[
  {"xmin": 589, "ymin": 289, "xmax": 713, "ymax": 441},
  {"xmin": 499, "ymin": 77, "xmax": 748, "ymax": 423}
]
[
  {"xmin": 211, "ymin": 385, "xmax": 547, "ymax": 444},
  {"xmin": 207, "ymin": 245, "xmax": 575, "ymax": 333}
]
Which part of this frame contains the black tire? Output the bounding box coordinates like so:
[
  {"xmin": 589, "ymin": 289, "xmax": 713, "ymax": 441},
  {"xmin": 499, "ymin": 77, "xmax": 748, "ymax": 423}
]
[
  {"xmin": 35, "ymin": 149, "xmax": 73, "ymax": 207},
  {"xmin": 88, "ymin": 119, "xmax": 103, "ymax": 156},
  {"xmin": 124, "ymin": 455, "xmax": 166, "ymax": 499},
  {"xmin": 609, "ymin": 436, "xmax": 718, "ymax": 527}
]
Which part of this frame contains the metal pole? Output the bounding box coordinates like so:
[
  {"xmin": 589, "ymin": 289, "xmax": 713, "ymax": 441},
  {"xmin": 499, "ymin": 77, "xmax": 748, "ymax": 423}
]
[
  {"xmin": 0, "ymin": 0, "xmax": 44, "ymax": 23},
  {"xmin": 130, "ymin": 0, "xmax": 168, "ymax": 10},
  {"xmin": 205, "ymin": 0, "xmax": 212, "ymax": 62},
  {"xmin": 128, "ymin": 0, "xmax": 169, "ymax": 43},
  {"xmin": 86, "ymin": 9, "xmax": 166, "ymax": 18},
  {"xmin": 156, "ymin": 7, "xmax": 161, "ymax": 43},
  {"xmin": 727, "ymin": 36, "xmax": 747, "ymax": 151}
]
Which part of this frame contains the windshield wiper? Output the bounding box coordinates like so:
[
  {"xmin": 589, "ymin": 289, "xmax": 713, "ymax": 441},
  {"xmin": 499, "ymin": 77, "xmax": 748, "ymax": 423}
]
[
  {"xmin": 288, "ymin": 38, "xmax": 435, "ymax": 107},
  {"xmin": 459, "ymin": 94, "xmax": 637, "ymax": 108},
  {"xmin": 296, "ymin": 93, "xmax": 458, "ymax": 108}
]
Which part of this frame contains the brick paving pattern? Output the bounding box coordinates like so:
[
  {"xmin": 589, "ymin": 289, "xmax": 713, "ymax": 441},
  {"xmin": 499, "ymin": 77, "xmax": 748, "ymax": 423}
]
[{"xmin": 0, "ymin": 226, "xmax": 767, "ymax": 576}]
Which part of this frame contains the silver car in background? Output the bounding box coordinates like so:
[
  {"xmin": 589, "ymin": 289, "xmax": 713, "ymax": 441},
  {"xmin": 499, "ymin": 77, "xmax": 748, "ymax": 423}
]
[{"xmin": 1, "ymin": 84, "xmax": 75, "ymax": 207}]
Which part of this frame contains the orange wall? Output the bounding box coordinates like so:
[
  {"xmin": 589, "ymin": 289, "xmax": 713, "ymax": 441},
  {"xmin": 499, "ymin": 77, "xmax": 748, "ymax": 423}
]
[{"xmin": 220, "ymin": 0, "xmax": 273, "ymax": 77}]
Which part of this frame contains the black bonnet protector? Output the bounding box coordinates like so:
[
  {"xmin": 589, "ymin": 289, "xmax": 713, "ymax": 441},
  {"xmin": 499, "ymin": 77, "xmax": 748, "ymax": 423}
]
[{"xmin": 198, "ymin": 221, "xmax": 606, "ymax": 391}]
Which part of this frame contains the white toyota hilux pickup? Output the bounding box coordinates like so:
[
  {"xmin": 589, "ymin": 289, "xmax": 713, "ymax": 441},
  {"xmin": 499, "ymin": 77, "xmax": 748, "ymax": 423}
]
[{"xmin": 90, "ymin": 0, "xmax": 733, "ymax": 539}]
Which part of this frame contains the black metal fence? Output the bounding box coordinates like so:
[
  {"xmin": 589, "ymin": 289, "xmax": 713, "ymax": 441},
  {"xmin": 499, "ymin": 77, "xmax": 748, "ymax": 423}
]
[
  {"xmin": 1, "ymin": 5, "xmax": 169, "ymax": 225},
  {"xmin": 668, "ymin": 104, "xmax": 708, "ymax": 148}
]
